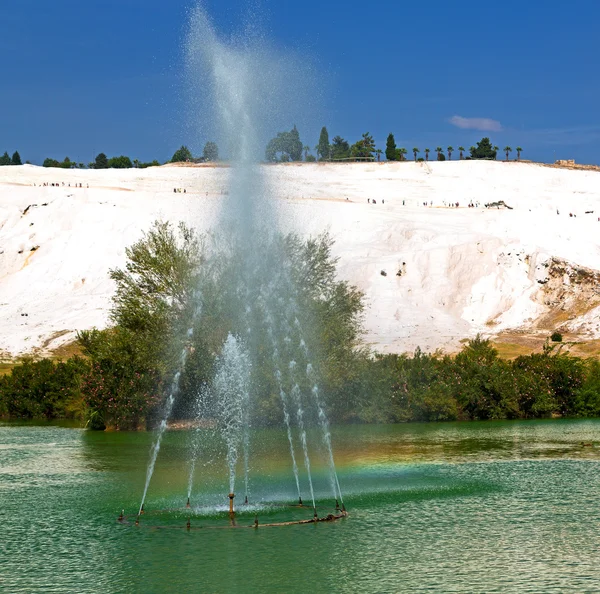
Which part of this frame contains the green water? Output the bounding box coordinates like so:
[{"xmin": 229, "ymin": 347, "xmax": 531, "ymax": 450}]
[{"xmin": 2, "ymin": 419, "xmax": 600, "ymax": 593}]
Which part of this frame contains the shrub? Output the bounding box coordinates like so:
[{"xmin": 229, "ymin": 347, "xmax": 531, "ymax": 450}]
[{"xmin": 551, "ymin": 331, "xmax": 563, "ymax": 342}]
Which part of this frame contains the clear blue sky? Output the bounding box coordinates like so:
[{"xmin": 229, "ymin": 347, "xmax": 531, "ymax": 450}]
[{"xmin": 1, "ymin": 0, "xmax": 598, "ymax": 165}]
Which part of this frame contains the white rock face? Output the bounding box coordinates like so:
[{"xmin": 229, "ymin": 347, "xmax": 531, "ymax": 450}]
[{"xmin": 1, "ymin": 160, "xmax": 600, "ymax": 358}]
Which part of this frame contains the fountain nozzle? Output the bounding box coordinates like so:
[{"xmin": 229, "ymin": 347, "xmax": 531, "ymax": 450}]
[
  {"xmin": 244, "ymin": 495, "xmax": 248, "ymax": 505},
  {"xmin": 118, "ymin": 509, "xmax": 124, "ymax": 522},
  {"xmin": 298, "ymin": 496, "xmax": 303, "ymax": 506},
  {"xmin": 228, "ymin": 493, "xmax": 235, "ymax": 515},
  {"xmin": 135, "ymin": 515, "xmax": 140, "ymax": 526},
  {"xmin": 335, "ymin": 499, "xmax": 340, "ymax": 511},
  {"xmin": 186, "ymin": 497, "xmax": 191, "ymax": 509},
  {"xmin": 140, "ymin": 504, "xmax": 145, "ymax": 515},
  {"xmin": 186, "ymin": 518, "xmax": 191, "ymax": 531},
  {"xmin": 313, "ymin": 507, "xmax": 318, "ymax": 520}
]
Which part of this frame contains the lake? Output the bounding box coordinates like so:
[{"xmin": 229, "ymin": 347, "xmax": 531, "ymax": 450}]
[{"xmin": 1, "ymin": 419, "xmax": 599, "ymax": 593}]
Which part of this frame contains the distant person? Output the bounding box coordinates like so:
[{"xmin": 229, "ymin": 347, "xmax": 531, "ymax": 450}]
[{"xmin": 368, "ymin": 198, "xmax": 370, "ymax": 203}]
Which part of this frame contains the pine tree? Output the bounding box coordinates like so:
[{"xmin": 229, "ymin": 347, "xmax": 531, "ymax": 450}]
[
  {"xmin": 95, "ymin": 153, "xmax": 109, "ymax": 169},
  {"xmin": 385, "ymin": 133, "xmax": 397, "ymax": 161},
  {"xmin": 0, "ymin": 152, "xmax": 11, "ymax": 166},
  {"xmin": 317, "ymin": 126, "xmax": 330, "ymax": 160},
  {"xmin": 202, "ymin": 141, "xmax": 219, "ymax": 161},
  {"xmin": 288, "ymin": 125, "xmax": 303, "ymax": 161},
  {"xmin": 11, "ymin": 151, "xmax": 22, "ymax": 165},
  {"xmin": 470, "ymin": 138, "xmax": 497, "ymax": 160},
  {"xmin": 171, "ymin": 146, "xmax": 192, "ymax": 163}
]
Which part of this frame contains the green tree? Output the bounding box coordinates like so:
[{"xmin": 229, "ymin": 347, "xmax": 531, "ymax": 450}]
[
  {"xmin": 504, "ymin": 146, "xmax": 512, "ymax": 161},
  {"xmin": 171, "ymin": 145, "xmax": 192, "ymax": 163},
  {"xmin": 0, "ymin": 152, "xmax": 11, "ymax": 166},
  {"xmin": 458, "ymin": 146, "xmax": 465, "ymax": 160},
  {"xmin": 516, "ymin": 146, "xmax": 523, "ymax": 161},
  {"xmin": 412, "ymin": 147, "xmax": 420, "ymax": 161},
  {"xmin": 202, "ymin": 141, "xmax": 219, "ymax": 161},
  {"xmin": 265, "ymin": 125, "xmax": 303, "ymax": 162},
  {"xmin": 493, "ymin": 146, "xmax": 499, "ymax": 159},
  {"xmin": 350, "ymin": 132, "xmax": 376, "ymax": 160},
  {"xmin": 80, "ymin": 221, "xmax": 205, "ymax": 429},
  {"xmin": 11, "ymin": 151, "xmax": 22, "ymax": 165},
  {"xmin": 317, "ymin": 126, "xmax": 330, "ymax": 160},
  {"xmin": 396, "ymin": 147, "xmax": 408, "ymax": 161},
  {"xmin": 435, "ymin": 146, "xmax": 443, "ymax": 160},
  {"xmin": 95, "ymin": 153, "xmax": 109, "ymax": 169},
  {"xmin": 424, "ymin": 148, "xmax": 430, "ymax": 161},
  {"xmin": 385, "ymin": 133, "xmax": 397, "ymax": 161},
  {"xmin": 42, "ymin": 157, "xmax": 61, "ymax": 168},
  {"xmin": 330, "ymin": 136, "xmax": 350, "ymax": 160},
  {"xmin": 107, "ymin": 155, "xmax": 133, "ymax": 169},
  {"xmin": 470, "ymin": 138, "xmax": 497, "ymax": 160},
  {"xmin": 447, "ymin": 146, "xmax": 454, "ymax": 160}
]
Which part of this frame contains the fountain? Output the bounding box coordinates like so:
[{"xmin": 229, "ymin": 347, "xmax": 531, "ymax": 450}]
[{"xmin": 121, "ymin": 4, "xmax": 347, "ymax": 529}]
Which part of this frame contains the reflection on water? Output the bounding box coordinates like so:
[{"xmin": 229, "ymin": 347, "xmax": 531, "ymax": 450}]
[{"xmin": 1, "ymin": 419, "xmax": 600, "ymax": 593}]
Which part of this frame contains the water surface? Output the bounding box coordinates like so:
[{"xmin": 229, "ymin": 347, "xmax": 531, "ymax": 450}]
[{"xmin": 1, "ymin": 419, "xmax": 599, "ymax": 593}]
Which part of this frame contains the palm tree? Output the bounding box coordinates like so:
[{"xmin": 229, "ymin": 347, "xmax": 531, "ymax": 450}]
[
  {"xmin": 458, "ymin": 146, "xmax": 465, "ymax": 160},
  {"xmin": 399, "ymin": 148, "xmax": 408, "ymax": 161},
  {"xmin": 375, "ymin": 148, "xmax": 382, "ymax": 162},
  {"xmin": 493, "ymin": 146, "xmax": 499, "ymax": 160},
  {"xmin": 435, "ymin": 146, "xmax": 443, "ymax": 160},
  {"xmin": 516, "ymin": 146, "xmax": 523, "ymax": 161},
  {"xmin": 447, "ymin": 146, "xmax": 454, "ymax": 160},
  {"xmin": 133, "ymin": 159, "xmax": 140, "ymax": 168},
  {"xmin": 412, "ymin": 147, "xmax": 420, "ymax": 161},
  {"xmin": 425, "ymin": 148, "xmax": 430, "ymax": 161},
  {"xmin": 504, "ymin": 146, "xmax": 512, "ymax": 161}
]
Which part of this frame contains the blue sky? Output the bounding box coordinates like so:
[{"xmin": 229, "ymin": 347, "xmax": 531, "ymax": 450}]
[{"xmin": 1, "ymin": 0, "xmax": 598, "ymax": 164}]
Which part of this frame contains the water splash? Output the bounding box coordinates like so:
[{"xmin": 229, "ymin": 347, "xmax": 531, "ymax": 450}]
[{"xmin": 214, "ymin": 334, "xmax": 251, "ymax": 494}]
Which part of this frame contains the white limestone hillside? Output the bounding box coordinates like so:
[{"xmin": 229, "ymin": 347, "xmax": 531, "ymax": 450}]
[{"xmin": 1, "ymin": 160, "xmax": 600, "ymax": 359}]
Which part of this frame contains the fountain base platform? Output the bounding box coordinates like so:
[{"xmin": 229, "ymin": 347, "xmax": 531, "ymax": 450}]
[{"xmin": 118, "ymin": 501, "xmax": 348, "ymax": 530}]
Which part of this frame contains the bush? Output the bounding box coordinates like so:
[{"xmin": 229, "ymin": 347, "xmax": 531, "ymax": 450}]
[
  {"xmin": 0, "ymin": 357, "xmax": 88, "ymax": 420},
  {"xmin": 551, "ymin": 331, "xmax": 563, "ymax": 342},
  {"xmin": 107, "ymin": 155, "xmax": 133, "ymax": 169}
]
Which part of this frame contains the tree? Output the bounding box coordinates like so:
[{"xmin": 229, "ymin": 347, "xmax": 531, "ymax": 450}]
[
  {"xmin": 504, "ymin": 146, "xmax": 512, "ymax": 161},
  {"xmin": 516, "ymin": 146, "xmax": 523, "ymax": 161},
  {"xmin": 437, "ymin": 152, "xmax": 446, "ymax": 161},
  {"xmin": 424, "ymin": 148, "xmax": 430, "ymax": 161},
  {"xmin": 0, "ymin": 152, "xmax": 11, "ymax": 166},
  {"xmin": 202, "ymin": 141, "xmax": 219, "ymax": 161},
  {"xmin": 493, "ymin": 146, "xmax": 499, "ymax": 160},
  {"xmin": 330, "ymin": 136, "xmax": 350, "ymax": 160},
  {"xmin": 435, "ymin": 146, "xmax": 443, "ymax": 160},
  {"xmin": 265, "ymin": 125, "xmax": 303, "ymax": 162},
  {"xmin": 79, "ymin": 221, "xmax": 205, "ymax": 429},
  {"xmin": 171, "ymin": 145, "xmax": 192, "ymax": 163},
  {"xmin": 375, "ymin": 149, "xmax": 382, "ymax": 162},
  {"xmin": 447, "ymin": 146, "xmax": 454, "ymax": 160},
  {"xmin": 95, "ymin": 153, "xmax": 109, "ymax": 169},
  {"xmin": 470, "ymin": 138, "xmax": 497, "ymax": 160},
  {"xmin": 288, "ymin": 125, "xmax": 303, "ymax": 161},
  {"xmin": 458, "ymin": 146, "xmax": 465, "ymax": 160},
  {"xmin": 303, "ymin": 145, "xmax": 310, "ymax": 160},
  {"xmin": 412, "ymin": 147, "xmax": 420, "ymax": 162},
  {"xmin": 396, "ymin": 147, "xmax": 408, "ymax": 161},
  {"xmin": 350, "ymin": 132, "xmax": 376, "ymax": 160},
  {"xmin": 107, "ymin": 155, "xmax": 133, "ymax": 169},
  {"xmin": 385, "ymin": 133, "xmax": 397, "ymax": 161},
  {"xmin": 317, "ymin": 126, "xmax": 330, "ymax": 161},
  {"xmin": 11, "ymin": 151, "xmax": 22, "ymax": 166}
]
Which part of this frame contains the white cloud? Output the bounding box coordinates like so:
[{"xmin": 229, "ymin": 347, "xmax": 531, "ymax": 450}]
[{"xmin": 449, "ymin": 115, "xmax": 503, "ymax": 132}]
